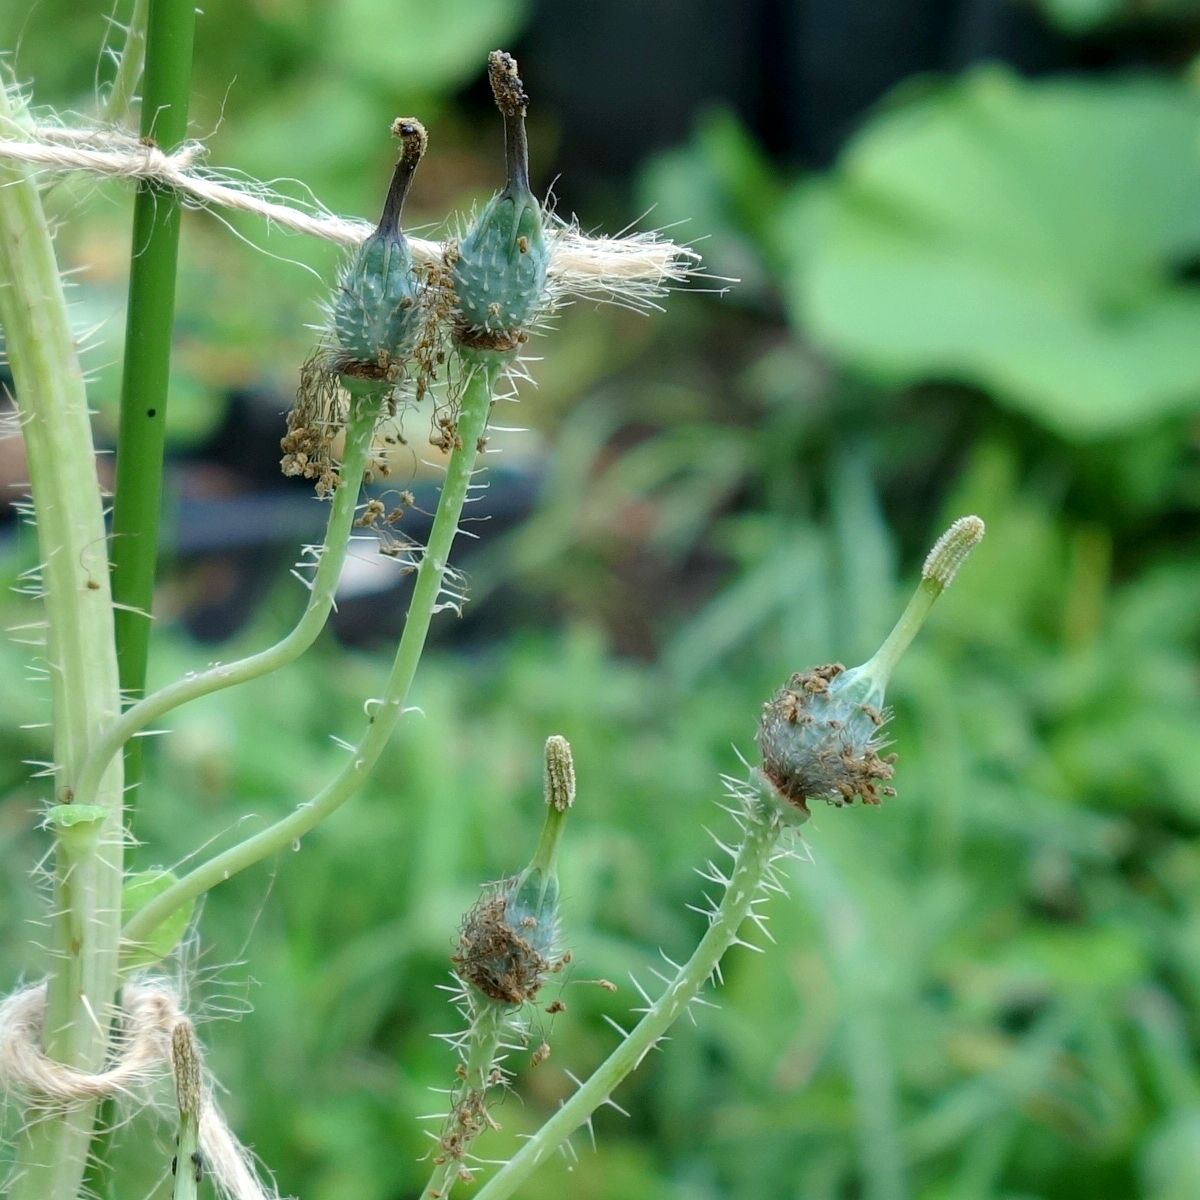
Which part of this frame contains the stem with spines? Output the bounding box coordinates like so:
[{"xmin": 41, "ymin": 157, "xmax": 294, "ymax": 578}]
[
  {"xmin": 73, "ymin": 388, "xmax": 383, "ymax": 812},
  {"xmin": 122, "ymin": 359, "xmax": 500, "ymax": 950},
  {"xmin": 0, "ymin": 72, "xmax": 126, "ymax": 1200},
  {"xmin": 472, "ymin": 787, "xmax": 783, "ymax": 1200},
  {"xmin": 422, "ymin": 1000, "xmax": 513, "ymax": 1200}
]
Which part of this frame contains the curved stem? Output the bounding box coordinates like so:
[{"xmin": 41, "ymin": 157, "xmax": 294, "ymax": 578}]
[
  {"xmin": 122, "ymin": 360, "xmax": 499, "ymax": 950},
  {"xmin": 472, "ymin": 796, "xmax": 783, "ymax": 1200},
  {"xmin": 74, "ymin": 391, "xmax": 382, "ymax": 811}
]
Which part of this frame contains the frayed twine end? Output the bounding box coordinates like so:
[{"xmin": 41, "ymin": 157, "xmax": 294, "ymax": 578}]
[{"xmin": 0, "ymin": 981, "xmax": 286, "ymax": 1200}]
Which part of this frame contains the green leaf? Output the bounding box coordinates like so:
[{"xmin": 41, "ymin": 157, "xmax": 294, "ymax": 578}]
[
  {"xmin": 785, "ymin": 67, "xmax": 1200, "ymax": 438},
  {"xmin": 329, "ymin": 0, "xmax": 529, "ymax": 92},
  {"xmin": 120, "ymin": 870, "xmax": 195, "ymax": 971},
  {"xmin": 45, "ymin": 804, "xmax": 107, "ymax": 829}
]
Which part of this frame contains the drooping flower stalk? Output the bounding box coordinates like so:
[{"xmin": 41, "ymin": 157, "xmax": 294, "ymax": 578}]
[{"xmin": 122, "ymin": 359, "xmax": 502, "ymax": 949}]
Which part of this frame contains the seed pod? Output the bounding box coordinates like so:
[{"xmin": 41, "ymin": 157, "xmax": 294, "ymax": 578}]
[
  {"xmin": 452, "ymin": 51, "xmax": 550, "ymax": 351},
  {"xmin": 757, "ymin": 516, "xmax": 986, "ymax": 821},
  {"xmin": 756, "ymin": 663, "xmax": 895, "ymax": 820},
  {"xmin": 333, "ymin": 118, "xmax": 427, "ymax": 372},
  {"xmin": 453, "ymin": 736, "xmax": 574, "ymax": 1004}
]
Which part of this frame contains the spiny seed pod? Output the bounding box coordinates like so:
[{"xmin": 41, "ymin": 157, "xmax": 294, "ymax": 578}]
[
  {"xmin": 757, "ymin": 516, "xmax": 986, "ymax": 822},
  {"xmin": 453, "ymin": 736, "xmax": 574, "ymax": 1004},
  {"xmin": 452, "ymin": 51, "xmax": 550, "ymax": 352},
  {"xmin": 333, "ymin": 118, "xmax": 427, "ymax": 373}
]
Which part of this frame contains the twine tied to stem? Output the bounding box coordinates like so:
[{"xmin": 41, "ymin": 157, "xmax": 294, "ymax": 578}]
[
  {"xmin": 0, "ymin": 980, "xmax": 284, "ymax": 1200},
  {"xmin": 0, "ymin": 123, "xmax": 702, "ymax": 309}
]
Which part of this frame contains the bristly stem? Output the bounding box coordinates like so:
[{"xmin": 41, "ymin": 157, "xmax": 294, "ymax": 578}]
[
  {"xmin": 108, "ymin": 0, "xmax": 196, "ymax": 816},
  {"xmin": 472, "ymin": 790, "xmax": 784, "ymax": 1200},
  {"xmin": 0, "ymin": 71, "xmax": 126, "ymax": 1200},
  {"xmin": 73, "ymin": 389, "xmax": 383, "ymax": 811},
  {"xmin": 421, "ymin": 1000, "xmax": 512, "ymax": 1200},
  {"xmin": 102, "ymin": 0, "xmax": 150, "ymax": 127},
  {"xmin": 121, "ymin": 360, "xmax": 500, "ymax": 949}
]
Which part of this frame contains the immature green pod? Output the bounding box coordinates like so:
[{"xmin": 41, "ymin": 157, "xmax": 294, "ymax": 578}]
[
  {"xmin": 452, "ymin": 51, "xmax": 550, "ymax": 350},
  {"xmin": 332, "ymin": 118, "xmax": 427, "ymax": 370},
  {"xmin": 756, "ymin": 663, "xmax": 895, "ymax": 819},
  {"xmin": 453, "ymin": 736, "xmax": 574, "ymax": 1004},
  {"xmin": 757, "ymin": 516, "xmax": 986, "ymax": 821}
]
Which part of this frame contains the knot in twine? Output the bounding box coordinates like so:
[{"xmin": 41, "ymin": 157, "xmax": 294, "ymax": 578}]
[{"xmin": 0, "ymin": 980, "xmax": 283, "ymax": 1200}]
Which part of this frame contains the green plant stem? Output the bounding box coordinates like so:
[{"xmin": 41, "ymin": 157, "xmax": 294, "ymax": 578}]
[
  {"xmin": 122, "ymin": 360, "xmax": 499, "ymax": 950},
  {"xmin": 0, "ymin": 74, "xmax": 126, "ymax": 1200},
  {"xmin": 473, "ymin": 795, "xmax": 783, "ymax": 1200},
  {"xmin": 109, "ymin": 0, "xmax": 195, "ymax": 810},
  {"xmin": 422, "ymin": 999, "xmax": 512, "ymax": 1200},
  {"xmin": 74, "ymin": 391, "xmax": 382, "ymax": 812},
  {"xmin": 102, "ymin": 0, "xmax": 150, "ymax": 127}
]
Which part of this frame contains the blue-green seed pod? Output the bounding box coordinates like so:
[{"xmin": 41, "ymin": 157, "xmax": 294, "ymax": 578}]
[
  {"xmin": 453, "ymin": 736, "xmax": 574, "ymax": 1004},
  {"xmin": 332, "ymin": 118, "xmax": 426, "ymax": 369},
  {"xmin": 755, "ymin": 517, "xmax": 987, "ymax": 821},
  {"xmin": 756, "ymin": 662, "xmax": 896, "ymax": 820},
  {"xmin": 452, "ymin": 51, "xmax": 550, "ymax": 349}
]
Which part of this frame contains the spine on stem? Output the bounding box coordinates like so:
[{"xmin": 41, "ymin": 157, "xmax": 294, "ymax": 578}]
[
  {"xmin": 471, "ymin": 517, "xmax": 986, "ymax": 1200},
  {"xmin": 0, "ymin": 73, "xmax": 126, "ymax": 1200}
]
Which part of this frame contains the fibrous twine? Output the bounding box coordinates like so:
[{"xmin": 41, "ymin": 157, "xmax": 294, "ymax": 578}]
[
  {"xmin": 0, "ymin": 123, "xmax": 701, "ymax": 309},
  {"xmin": 0, "ymin": 980, "xmax": 283, "ymax": 1200}
]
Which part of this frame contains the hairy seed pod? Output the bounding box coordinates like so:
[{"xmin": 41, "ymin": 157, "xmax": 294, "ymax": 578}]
[
  {"xmin": 453, "ymin": 870, "xmax": 560, "ymax": 1005},
  {"xmin": 453, "ymin": 736, "xmax": 575, "ymax": 1004},
  {"xmin": 333, "ymin": 118, "xmax": 427, "ymax": 371},
  {"xmin": 453, "ymin": 51, "xmax": 549, "ymax": 350},
  {"xmin": 756, "ymin": 517, "xmax": 986, "ymax": 821},
  {"xmin": 756, "ymin": 663, "xmax": 896, "ymax": 819}
]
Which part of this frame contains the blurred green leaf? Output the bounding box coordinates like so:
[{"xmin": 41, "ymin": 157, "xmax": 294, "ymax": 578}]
[
  {"xmin": 329, "ymin": 0, "xmax": 529, "ymax": 91},
  {"xmin": 785, "ymin": 67, "xmax": 1200, "ymax": 437},
  {"xmin": 120, "ymin": 870, "xmax": 195, "ymax": 971}
]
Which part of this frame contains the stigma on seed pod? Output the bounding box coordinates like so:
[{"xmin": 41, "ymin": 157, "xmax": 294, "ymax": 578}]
[
  {"xmin": 452, "ymin": 50, "xmax": 550, "ymax": 355},
  {"xmin": 332, "ymin": 117, "xmax": 427, "ymax": 376},
  {"xmin": 756, "ymin": 516, "xmax": 985, "ymax": 822},
  {"xmin": 452, "ymin": 736, "xmax": 575, "ymax": 1004}
]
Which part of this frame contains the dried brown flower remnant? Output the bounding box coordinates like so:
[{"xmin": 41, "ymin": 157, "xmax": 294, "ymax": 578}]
[
  {"xmin": 453, "ymin": 883, "xmax": 554, "ymax": 1005},
  {"xmin": 757, "ymin": 663, "xmax": 896, "ymax": 817}
]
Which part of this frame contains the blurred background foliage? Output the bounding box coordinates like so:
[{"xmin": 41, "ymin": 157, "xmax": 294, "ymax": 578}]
[{"xmin": 2, "ymin": 1, "xmax": 1200, "ymax": 1198}]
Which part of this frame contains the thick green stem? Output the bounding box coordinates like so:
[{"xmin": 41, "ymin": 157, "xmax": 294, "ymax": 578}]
[
  {"xmin": 109, "ymin": 0, "xmax": 195, "ymax": 810},
  {"xmin": 74, "ymin": 391, "xmax": 382, "ymax": 811},
  {"xmin": 472, "ymin": 795, "xmax": 782, "ymax": 1200},
  {"xmin": 422, "ymin": 1000, "xmax": 511, "ymax": 1200},
  {"xmin": 122, "ymin": 360, "xmax": 498, "ymax": 950},
  {"xmin": 0, "ymin": 75, "xmax": 126, "ymax": 1200}
]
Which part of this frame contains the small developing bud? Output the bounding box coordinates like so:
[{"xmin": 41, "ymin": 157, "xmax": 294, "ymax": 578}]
[
  {"xmin": 332, "ymin": 118, "xmax": 427, "ymax": 374},
  {"xmin": 452, "ymin": 51, "xmax": 550, "ymax": 353},
  {"xmin": 543, "ymin": 734, "xmax": 575, "ymax": 812},
  {"xmin": 170, "ymin": 1021, "xmax": 203, "ymax": 1121},
  {"xmin": 923, "ymin": 515, "xmax": 985, "ymax": 592},
  {"xmin": 756, "ymin": 516, "xmax": 985, "ymax": 820},
  {"xmin": 453, "ymin": 735, "xmax": 574, "ymax": 1004}
]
